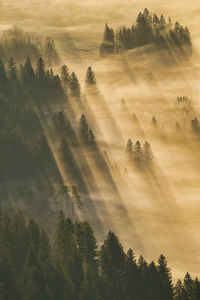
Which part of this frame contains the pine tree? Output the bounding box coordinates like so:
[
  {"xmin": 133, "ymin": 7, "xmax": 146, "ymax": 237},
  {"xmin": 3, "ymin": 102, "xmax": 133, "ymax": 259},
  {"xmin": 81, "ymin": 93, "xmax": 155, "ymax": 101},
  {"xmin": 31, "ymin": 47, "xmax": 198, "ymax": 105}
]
[
  {"xmin": 72, "ymin": 185, "xmax": 82, "ymax": 209},
  {"xmin": 59, "ymin": 138, "xmax": 70, "ymax": 159},
  {"xmin": 125, "ymin": 248, "xmax": 138, "ymax": 298},
  {"xmin": 133, "ymin": 140, "xmax": 143, "ymax": 161},
  {"xmin": 157, "ymin": 254, "xmax": 173, "ymax": 300},
  {"xmin": 21, "ymin": 57, "xmax": 35, "ymax": 91},
  {"xmin": 61, "ymin": 65, "xmax": 70, "ymax": 89},
  {"xmin": 184, "ymin": 272, "xmax": 195, "ymax": 299},
  {"xmin": 0, "ymin": 59, "xmax": 8, "ymax": 89},
  {"xmin": 126, "ymin": 139, "xmax": 133, "ymax": 154},
  {"xmin": 85, "ymin": 66, "xmax": 96, "ymax": 85},
  {"xmin": 100, "ymin": 24, "xmax": 115, "ymax": 57},
  {"xmin": 191, "ymin": 118, "xmax": 200, "ymax": 135},
  {"xmin": 80, "ymin": 114, "xmax": 89, "ymax": 139},
  {"xmin": 152, "ymin": 115, "xmax": 157, "ymax": 126},
  {"xmin": 69, "ymin": 72, "xmax": 81, "ymax": 98},
  {"xmin": 7, "ymin": 57, "xmax": 18, "ymax": 83},
  {"xmin": 99, "ymin": 230, "xmax": 126, "ymax": 298},
  {"xmin": 45, "ymin": 37, "xmax": 60, "ymax": 67},
  {"xmin": 36, "ymin": 57, "xmax": 45, "ymax": 79},
  {"xmin": 143, "ymin": 141, "xmax": 153, "ymax": 161},
  {"xmin": 174, "ymin": 279, "xmax": 184, "ymax": 300}
]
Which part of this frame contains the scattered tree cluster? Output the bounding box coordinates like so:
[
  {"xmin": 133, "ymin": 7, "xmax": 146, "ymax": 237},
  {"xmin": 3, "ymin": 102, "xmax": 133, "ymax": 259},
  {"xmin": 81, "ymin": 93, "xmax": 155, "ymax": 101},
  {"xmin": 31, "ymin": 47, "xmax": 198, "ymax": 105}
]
[
  {"xmin": 0, "ymin": 26, "xmax": 60, "ymax": 66},
  {"xmin": 100, "ymin": 8, "xmax": 192, "ymax": 57},
  {"xmin": 0, "ymin": 209, "xmax": 199, "ymax": 300},
  {"xmin": 126, "ymin": 139, "xmax": 153, "ymax": 162}
]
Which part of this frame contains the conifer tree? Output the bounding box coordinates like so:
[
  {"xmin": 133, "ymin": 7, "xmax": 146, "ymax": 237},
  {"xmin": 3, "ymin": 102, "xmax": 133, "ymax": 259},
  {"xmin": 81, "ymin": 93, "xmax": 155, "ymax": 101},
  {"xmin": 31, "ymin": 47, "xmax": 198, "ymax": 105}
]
[
  {"xmin": 99, "ymin": 231, "xmax": 126, "ymax": 290},
  {"xmin": 72, "ymin": 185, "xmax": 82, "ymax": 209},
  {"xmin": 59, "ymin": 138, "xmax": 70, "ymax": 159},
  {"xmin": 152, "ymin": 115, "xmax": 157, "ymax": 126},
  {"xmin": 133, "ymin": 140, "xmax": 143, "ymax": 161},
  {"xmin": 61, "ymin": 65, "xmax": 70, "ymax": 89},
  {"xmin": 126, "ymin": 139, "xmax": 133, "ymax": 154},
  {"xmin": 158, "ymin": 254, "xmax": 173, "ymax": 300},
  {"xmin": 100, "ymin": 24, "xmax": 115, "ymax": 57},
  {"xmin": 69, "ymin": 72, "xmax": 81, "ymax": 98},
  {"xmin": 80, "ymin": 114, "xmax": 89, "ymax": 139},
  {"xmin": 143, "ymin": 141, "xmax": 153, "ymax": 161},
  {"xmin": 7, "ymin": 57, "xmax": 18, "ymax": 83},
  {"xmin": 85, "ymin": 66, "xmax": 96, "ymax": 85},
  {"xmin": 36, "ymin": 57, "xmax": 45, "ymax": 79}
]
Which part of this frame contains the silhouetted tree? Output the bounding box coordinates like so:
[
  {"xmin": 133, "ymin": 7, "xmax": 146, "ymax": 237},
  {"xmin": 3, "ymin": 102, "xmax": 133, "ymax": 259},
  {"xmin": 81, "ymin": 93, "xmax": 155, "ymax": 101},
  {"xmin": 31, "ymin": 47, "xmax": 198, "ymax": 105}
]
[
  {"xmin": 70, "ymin": 72, "xmax": 81, "ymax": 98},
  {"xmin": 100, "ymin": 24, "xmax": 115, "ymax": 57}
]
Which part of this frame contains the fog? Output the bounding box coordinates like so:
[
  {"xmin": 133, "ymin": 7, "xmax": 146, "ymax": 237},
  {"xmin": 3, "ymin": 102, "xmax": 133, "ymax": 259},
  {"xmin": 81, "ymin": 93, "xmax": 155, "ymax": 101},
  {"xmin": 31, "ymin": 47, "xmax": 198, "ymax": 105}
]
[{"xmin": 1, "ymin": 0, "xmax": 200, "ymax": 280}]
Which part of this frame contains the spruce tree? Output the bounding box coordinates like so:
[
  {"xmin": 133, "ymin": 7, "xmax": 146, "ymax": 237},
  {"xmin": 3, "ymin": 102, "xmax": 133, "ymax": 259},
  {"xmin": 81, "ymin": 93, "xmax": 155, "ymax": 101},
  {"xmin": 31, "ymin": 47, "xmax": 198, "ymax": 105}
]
[
  {"xmin": 143, "ymin": 141, "xmax": 153, "ymax": 161},
  {"xmin": 61, "ymin": 65, "xmax": 70, "ymax": 89},
  {"xmin": 157, "ymin": 254, "xmax": 173, "ymax": 300},
  {"xmin": 126, "ymin": 139, "xmax": 133, "ymax": 154},
  {"xmin": 100, "ymin": 24, "xmax": 115, "ymax": 57},
  {"xmin": 85, "ymin": 66, "xmax": 96, "ymax": 85},
  {"xmin": 69, "ymin": 72, "xmax": 81, "ymax": 98},
  {"xmin": 80, "ymin": 114, "xmax": 89, "ymax": 139},
  {"xmin": 133, "ymin": 140, "xmax": 143, "ymax": 161}
]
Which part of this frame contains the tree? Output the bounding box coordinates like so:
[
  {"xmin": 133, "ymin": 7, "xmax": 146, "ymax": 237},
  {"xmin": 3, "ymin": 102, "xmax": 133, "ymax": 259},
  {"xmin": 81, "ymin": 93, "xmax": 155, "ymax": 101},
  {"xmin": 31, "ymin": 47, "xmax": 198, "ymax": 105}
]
[
  {"xmin": 85, "ymin": 66, "xmax": 96, "ymax": 85},
  {"xmin": 80, "ymin": 114, "xmax": 89, "ymax": 139},
  {"xmin": 45, "ymin": 37, "xmax": 60, "ymax": 67},
  {"xmin": 133, "ymin": 140, "xmax": 143, "ymax": 161},
  {"xmin": 21, "ymin": 57, "xmax": 35, "ymax": 90},
  {"xmin": 57, "ymin": 185, "xmax": 71, "ymax": 212},
  {"xmin": 174, "ymin": 279, "xmax": 184, "ymax": 300},
  {"xmin": 157, "ymin": 254, "xmax": 173, "ymax": 300},
  {"xmin": 152, "ymin": 115, "xmax": 157, "ymax": 126},
  {"xmin": 191, "ymin": 118, "xmax": 200, "ymax": 135},
  {"xmin": 59, "ymin": 138, "xmax": 70, "ymax": 159},
  {"xmin": 72, "ymin": 185, "xmax": 82, "ymax": 209},
  {"xmin": 126, "ymin": 139, "xmax": 133, "ymax": 154},
  {"xmin": 100, "ymin": 24, "xmax": 115, "ymax": 57},
  {"xmin": 184, "ymin": 272, "xmax": 195, "ymax": 299},
  {"xmin": 36, "ymin": 57, "xmax": 45, "ymax": 79},
  {"xmin": 99, "ymin": 231, "xmax": 126, "ymax": 299},
  {"xmin": 69, "ymin": 72, "xmax": 81, "ymax": 98},
  {"xmin": 61, "ymin": 65, "xmax": 70, "ymax": 89},
  {"xmin": 7, "ymin": 57, "xmax": 18, "ymax": 83},
  {"xmin": 143, "ymin": 141, "xmax": 153, "ymax": 161},
  {"xmin": 0, "ymin": 59, "xmax": 8, "ymax": 89}
]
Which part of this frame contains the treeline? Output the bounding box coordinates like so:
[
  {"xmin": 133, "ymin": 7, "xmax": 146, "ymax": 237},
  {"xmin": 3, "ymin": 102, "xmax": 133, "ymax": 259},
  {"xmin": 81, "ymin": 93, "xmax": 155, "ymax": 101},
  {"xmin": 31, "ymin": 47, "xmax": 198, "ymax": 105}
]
[
  {"xmin": 100, "ymin": 8, "xmax": 192, "ymax": 57},
  {"xmin": 0, "ymin": 27, "xmax": 60, "ymax": 66},
  {"xmin": 0, "ymin": 209, "xmax": 199, "ymax": 300}
]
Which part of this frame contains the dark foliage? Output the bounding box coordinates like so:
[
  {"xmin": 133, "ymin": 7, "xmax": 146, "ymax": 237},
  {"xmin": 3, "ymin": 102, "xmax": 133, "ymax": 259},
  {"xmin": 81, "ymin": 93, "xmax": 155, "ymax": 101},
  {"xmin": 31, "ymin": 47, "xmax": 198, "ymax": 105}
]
[
  {"xmin": 0, "ymin": 209, "xmax": 199, "ymax": 300},
  {"xmin": 100, "ymin": 9, "xmax": 192, "ymax": 58}
]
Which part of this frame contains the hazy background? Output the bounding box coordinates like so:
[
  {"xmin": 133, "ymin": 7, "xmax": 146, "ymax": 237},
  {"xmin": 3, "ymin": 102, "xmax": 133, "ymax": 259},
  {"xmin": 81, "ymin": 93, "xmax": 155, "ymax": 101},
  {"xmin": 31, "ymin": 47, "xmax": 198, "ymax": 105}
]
[{"xmin": 1, "ymin": 0, "xmax": 200, "ymax": 280}]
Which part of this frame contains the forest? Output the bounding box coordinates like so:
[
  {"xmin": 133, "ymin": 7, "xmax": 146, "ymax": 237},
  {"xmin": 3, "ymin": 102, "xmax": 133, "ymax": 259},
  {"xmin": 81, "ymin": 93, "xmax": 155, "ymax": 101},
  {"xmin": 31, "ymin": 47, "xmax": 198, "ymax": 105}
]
[
  {"xmin": 0, "ymin": 209, "xmax": 199, "ymax": 300},
  {"xmin": 0, "ymin": 1, "xmax": 200, "ymax": 297}
]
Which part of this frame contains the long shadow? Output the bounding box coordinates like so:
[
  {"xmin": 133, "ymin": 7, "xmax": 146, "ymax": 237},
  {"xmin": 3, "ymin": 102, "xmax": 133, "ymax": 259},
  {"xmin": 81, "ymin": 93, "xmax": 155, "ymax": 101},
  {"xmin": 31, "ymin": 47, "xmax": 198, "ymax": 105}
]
[
  {"xmin": 76, "ymin": 90, "xmax": 144, "ymax": 251},
  {"xmin": 41, "ymin": 95, "xmax": 112, "ymax": 238}
]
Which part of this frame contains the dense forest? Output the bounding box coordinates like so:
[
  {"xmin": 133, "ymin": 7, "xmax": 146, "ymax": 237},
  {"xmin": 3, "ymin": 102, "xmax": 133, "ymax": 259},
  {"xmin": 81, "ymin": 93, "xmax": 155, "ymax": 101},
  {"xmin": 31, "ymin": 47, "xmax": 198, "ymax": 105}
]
[
  {"xmin": 0, "ymin": 209, "xmax": 199, "ymax": 300},
  {"xmin": 0, "ymin": 4, "xmax": 200, "ymax": 297},
  {"xmin": 100, "ymin": 9, "xmax": 192, "ymax": 58}
]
